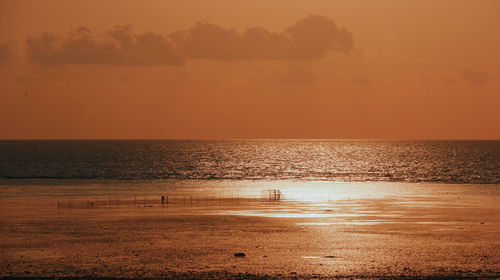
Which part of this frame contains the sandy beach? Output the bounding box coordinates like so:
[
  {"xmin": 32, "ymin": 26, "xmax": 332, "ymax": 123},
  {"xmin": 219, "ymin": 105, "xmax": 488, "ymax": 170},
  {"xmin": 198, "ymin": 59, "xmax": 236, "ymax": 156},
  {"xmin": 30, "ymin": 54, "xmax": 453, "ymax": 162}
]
[{"xmin": 0, "ymin": 181, "xmax": 499, "ymax": 279}]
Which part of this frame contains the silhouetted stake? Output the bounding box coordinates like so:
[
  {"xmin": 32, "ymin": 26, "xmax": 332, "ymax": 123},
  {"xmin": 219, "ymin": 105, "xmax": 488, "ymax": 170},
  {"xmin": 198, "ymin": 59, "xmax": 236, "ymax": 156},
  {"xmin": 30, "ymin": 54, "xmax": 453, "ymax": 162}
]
[{"xmin": 161, "ymin": 195, "xmax": 165, "ymax": 205}]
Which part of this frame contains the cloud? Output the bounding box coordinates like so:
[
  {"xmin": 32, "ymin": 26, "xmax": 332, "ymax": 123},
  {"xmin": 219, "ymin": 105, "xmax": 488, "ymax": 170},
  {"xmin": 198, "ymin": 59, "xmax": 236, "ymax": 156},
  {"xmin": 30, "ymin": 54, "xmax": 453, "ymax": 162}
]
[
  {"xmin": 174, "ymin": 15, "xmax": 354, "ymax": 61},
  {"xmin": 0, "ymin": 43, "xmax": 14, "ymax": 65},
  {"xmin": 275, "ymin": 63, "xmax": 318, "ymax": 84},
  {"xmin": 461, "ymin": 68, "xmax": 490, "ymax": 86},
  {"xmin": 26, "ymin": 15, "xmax": 354, "ymax": 66},
  {"xmin": 13, "ymin": 76, "xmax": 31, "ymax": 83},
  {"xmin": 26, "ymin": 26, "xmax": 184, "ymax": 66},
  {"xmin": 350, "ymin": 73, "xmax": 372, "ymax": 86},
  {"xmin": 443, "ymin": 76, "xmax": 455, "ymax": 84}
]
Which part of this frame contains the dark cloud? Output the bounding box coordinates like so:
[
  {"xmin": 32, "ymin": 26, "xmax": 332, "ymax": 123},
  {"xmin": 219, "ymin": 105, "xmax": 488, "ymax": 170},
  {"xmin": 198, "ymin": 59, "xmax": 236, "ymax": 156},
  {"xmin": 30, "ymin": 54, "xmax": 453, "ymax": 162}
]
[
  {"xmin": 461, "ymin": 68, "xmax": 490, "ymax": 86},
  {"xmin": 0, "ymin": 43, "xmax": 14, "ymax": 65},
  {"xmin": 26, "ymin": 15, "xmax": 354, "ymax": 66},
  {"xmin": 26, "ymin": 26, "xmax": 184, "ymax": 66}
]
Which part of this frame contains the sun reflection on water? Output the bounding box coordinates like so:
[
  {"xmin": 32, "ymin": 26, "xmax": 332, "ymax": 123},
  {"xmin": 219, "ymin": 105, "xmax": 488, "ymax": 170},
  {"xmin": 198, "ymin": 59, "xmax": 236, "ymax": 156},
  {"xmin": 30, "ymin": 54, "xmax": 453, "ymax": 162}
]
[{"xmin": 201, "ymin": 181, "xmax": 496, "ymax": 226}]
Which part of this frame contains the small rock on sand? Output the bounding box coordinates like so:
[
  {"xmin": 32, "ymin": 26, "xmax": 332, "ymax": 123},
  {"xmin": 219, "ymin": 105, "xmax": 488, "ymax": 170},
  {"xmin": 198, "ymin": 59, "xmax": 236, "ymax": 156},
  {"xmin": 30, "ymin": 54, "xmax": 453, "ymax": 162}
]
[{"xmin": 234, "ymin": 252, "xmax": 246, "ymax": 257}]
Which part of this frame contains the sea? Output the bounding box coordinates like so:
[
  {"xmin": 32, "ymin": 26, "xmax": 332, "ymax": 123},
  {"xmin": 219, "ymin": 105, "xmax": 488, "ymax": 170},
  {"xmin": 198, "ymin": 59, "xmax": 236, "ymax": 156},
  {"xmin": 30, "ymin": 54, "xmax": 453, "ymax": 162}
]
[
  {"xmin": 0, "ymin": 139, "xmax": 498, "ymax": 220},
  {"xmin": 0, "ymin": 140, "xmax": 498, "ymax": 184}
]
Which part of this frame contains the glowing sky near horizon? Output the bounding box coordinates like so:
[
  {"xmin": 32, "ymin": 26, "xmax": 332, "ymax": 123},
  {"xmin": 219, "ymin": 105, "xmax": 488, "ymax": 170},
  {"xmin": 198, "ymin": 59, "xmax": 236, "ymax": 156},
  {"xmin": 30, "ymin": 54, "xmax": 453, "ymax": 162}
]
[{"xmin": 0, "ymin": 0, "xmax": 499, "ymax": 139}]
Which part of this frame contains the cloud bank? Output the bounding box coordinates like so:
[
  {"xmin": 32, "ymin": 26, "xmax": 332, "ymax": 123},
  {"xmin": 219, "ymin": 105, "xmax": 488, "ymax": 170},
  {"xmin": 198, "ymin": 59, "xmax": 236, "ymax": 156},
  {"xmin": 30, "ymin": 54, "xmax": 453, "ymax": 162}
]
[{"xmin": 26, "ymin": 15, "xmax": 354, "ymax": 66}]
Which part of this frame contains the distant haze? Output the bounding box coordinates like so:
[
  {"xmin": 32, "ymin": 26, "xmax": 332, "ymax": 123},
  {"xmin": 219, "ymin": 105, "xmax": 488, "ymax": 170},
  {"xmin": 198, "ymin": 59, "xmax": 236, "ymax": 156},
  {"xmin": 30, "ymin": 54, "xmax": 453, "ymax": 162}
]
[{"xmin": 0, "ymin": 0, "xmax": 499, "ymax": 139}]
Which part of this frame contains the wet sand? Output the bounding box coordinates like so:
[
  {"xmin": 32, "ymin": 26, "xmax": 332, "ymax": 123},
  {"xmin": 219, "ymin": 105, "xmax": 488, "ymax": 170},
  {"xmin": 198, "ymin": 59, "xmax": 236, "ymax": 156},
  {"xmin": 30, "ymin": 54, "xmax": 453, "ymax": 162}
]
[{"xmin": 0, "ymin": 181, "xmax": 499, "ymax": 279}]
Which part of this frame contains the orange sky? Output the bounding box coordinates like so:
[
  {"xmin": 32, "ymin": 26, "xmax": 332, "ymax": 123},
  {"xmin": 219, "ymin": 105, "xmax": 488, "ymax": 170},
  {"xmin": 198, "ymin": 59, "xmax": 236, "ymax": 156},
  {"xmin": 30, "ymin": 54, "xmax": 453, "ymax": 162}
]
[{"xmin": 0, "ymin": 0, "xmax": 499, "ymax": 139}]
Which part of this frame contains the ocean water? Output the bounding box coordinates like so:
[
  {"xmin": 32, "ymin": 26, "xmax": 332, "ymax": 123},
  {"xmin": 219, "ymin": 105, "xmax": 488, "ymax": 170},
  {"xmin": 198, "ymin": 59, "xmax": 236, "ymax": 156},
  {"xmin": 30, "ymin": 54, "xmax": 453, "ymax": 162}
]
[{"xmin": 0, "ymin": 140, "xmax": 498, "ymax": 184}]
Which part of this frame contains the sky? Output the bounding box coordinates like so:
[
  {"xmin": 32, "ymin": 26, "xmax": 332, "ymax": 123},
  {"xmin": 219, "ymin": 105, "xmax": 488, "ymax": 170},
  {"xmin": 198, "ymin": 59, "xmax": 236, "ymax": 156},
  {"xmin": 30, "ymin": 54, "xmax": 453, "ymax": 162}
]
[{"xmin": 0, "ymin": 0, "xmax": 499, "ymax": 139}]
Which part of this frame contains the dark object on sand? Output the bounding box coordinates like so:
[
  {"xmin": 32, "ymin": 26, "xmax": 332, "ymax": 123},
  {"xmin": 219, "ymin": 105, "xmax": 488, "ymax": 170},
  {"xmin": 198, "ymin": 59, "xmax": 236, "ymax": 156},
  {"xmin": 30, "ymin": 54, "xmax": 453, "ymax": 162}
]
[
  {"xmin": 324, "ymin": 255, "xmax": 336, "ymax": 258},
  {"xmin": 234, "ymin": 252, "xmax": 246, "ymax": 257}
]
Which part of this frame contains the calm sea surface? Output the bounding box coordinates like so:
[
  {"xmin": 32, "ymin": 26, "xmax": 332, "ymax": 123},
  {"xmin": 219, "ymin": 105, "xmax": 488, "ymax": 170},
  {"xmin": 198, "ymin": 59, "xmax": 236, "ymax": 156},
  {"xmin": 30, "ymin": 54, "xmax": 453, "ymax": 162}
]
[{"xmin": 0, "ymin": 140, "xmax": 498, "ymax": 184}]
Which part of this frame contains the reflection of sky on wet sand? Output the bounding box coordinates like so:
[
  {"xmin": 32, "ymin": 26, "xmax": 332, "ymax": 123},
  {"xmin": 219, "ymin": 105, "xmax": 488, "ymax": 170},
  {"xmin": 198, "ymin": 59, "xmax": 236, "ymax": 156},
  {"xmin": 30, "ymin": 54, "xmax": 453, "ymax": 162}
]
[
  {"xmin": 1, "ymin": 180, "xmax": 498, "ymax": 231},
  {"xmin": 201, "ymin": 181, "xmax": 499, "ymax": 230}
]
